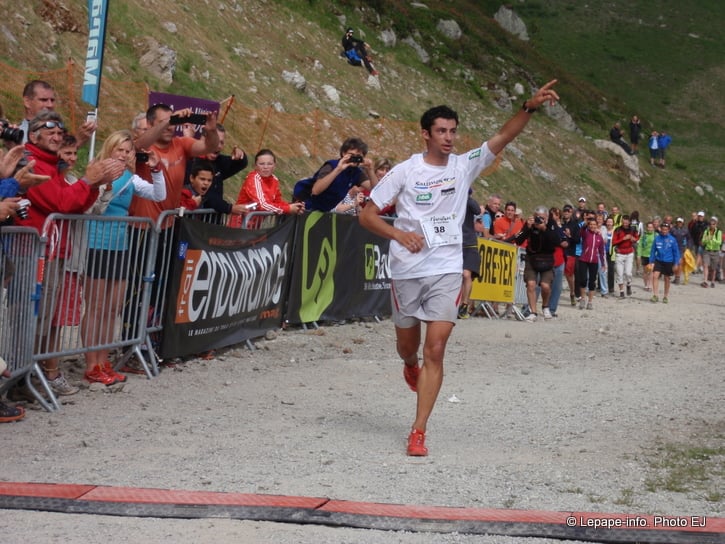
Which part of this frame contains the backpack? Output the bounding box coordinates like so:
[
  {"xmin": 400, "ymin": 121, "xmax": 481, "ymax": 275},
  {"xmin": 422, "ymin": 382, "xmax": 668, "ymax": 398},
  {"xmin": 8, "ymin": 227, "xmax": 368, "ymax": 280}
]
[
  {"xmin": 292, "ymin": 160, "xmax": 337, "ymax": 203},
  {"xmin": 292, "ymin": 176, "xmax": 315, "ymax": 203}
]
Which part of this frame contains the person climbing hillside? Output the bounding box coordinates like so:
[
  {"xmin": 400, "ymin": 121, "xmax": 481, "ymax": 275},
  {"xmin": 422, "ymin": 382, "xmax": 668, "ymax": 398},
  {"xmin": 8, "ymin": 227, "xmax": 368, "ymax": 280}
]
[{"xmin": 341, "ymin": 27, "xmax": 378, "ymax": 76}]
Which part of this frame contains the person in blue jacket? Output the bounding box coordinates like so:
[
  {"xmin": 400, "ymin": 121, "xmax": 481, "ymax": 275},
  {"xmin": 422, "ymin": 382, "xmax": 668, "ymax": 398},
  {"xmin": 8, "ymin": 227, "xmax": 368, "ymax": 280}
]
[
  {"xmin": 305, "ymin": 137, "xmax": 378, "ymax": 212},
  {"xmin": 656, "ymin": 131, "xmax": 672, "ymax": 168},
  {"xmin": 649, "ymin": 222, "xmax": 680, "ymax": 303}
]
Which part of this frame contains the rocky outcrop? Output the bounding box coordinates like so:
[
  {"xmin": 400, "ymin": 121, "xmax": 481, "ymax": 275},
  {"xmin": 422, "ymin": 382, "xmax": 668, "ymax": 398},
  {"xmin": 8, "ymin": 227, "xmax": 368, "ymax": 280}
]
[
  {"xmin": 494, "ymin": 6, "xmax": 529, "ymax": 41},
  {"xmin": 379, "ymin": 29, "xmax": 397, "ymax": 48},
  {"xmin": 594, "ymin": 140, "xmax": 642, "ymax": 189},
  {"xmin": 437, "ymin": 19, "xmax": 462, "ymax": 40},
  {"xmin": 402, "ymin": 36, "xmax": 430, "ymax": 64},
  {"xmin": 282, "ymin": 70, "xmax": 306, "ymax": 92},
  {"xmin": 139, "ymin": 38, "xmax": 177, "ymax": 85}
]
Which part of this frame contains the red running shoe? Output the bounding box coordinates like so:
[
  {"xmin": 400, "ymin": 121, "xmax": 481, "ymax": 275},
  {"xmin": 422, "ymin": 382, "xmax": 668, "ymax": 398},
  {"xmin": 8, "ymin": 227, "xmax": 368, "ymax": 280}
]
[
  {"xmin": 84, "ymin": 364, "xmax": 117, "ymax": 386},
  {"xmin": 403, "ymin": 362, "xmax": 419, "ymax": 392},
  {"xmin": 102, "ymin": 361, "xmax": 127, "ymax": 383},
  {"xmin": 407, "ymin": 428, "xmax": 428, "ymax": 456}
]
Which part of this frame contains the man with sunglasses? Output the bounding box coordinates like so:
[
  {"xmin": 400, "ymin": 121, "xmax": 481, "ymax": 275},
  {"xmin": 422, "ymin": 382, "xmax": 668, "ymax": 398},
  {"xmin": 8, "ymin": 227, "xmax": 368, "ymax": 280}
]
[{"xmin": 15, "ymin": 110, "xmax": 123, "ymax": 397}]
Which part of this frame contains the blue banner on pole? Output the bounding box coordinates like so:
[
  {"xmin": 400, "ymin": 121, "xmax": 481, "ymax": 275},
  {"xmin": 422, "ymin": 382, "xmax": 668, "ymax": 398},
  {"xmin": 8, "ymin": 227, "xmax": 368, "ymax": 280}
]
[{"xmin": 82, "ymin": 0, "xmax": 109, "ymax": 107}]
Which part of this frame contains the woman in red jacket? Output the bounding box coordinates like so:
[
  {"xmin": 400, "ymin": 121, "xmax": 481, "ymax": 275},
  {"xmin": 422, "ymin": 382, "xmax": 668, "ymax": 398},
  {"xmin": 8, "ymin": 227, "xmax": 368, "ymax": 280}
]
[{"xmin": 229, "ymin": 149, "xmax": 304, "ymax": 227}]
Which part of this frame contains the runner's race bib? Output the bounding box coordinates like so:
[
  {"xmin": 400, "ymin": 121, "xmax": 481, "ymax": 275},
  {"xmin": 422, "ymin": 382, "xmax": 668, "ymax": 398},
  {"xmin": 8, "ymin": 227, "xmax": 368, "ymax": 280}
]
[{"xmin": 421, "ymin": 214, "xmax": 460, "ymax": 248}]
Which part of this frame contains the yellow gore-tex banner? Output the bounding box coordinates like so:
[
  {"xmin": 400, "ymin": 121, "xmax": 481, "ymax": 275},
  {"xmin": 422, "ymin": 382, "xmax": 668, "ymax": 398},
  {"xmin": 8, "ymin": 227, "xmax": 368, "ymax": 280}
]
[{"xmin": 470, "ymin": 238, "xmax": 518, "ymax": 304}]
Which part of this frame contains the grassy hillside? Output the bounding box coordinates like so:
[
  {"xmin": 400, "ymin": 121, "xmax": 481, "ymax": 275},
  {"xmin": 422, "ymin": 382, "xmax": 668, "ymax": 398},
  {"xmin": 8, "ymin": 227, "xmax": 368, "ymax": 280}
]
[{"xmin": 1, "ymin": 0, "xmax": 722, "ymax": 219}]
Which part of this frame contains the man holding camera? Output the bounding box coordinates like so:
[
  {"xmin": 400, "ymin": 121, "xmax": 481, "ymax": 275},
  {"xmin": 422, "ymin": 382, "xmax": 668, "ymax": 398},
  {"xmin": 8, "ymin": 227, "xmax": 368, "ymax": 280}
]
[
  {"xmin": 130, "ymin": 104, "xmax": 219, "ymax": 223},
  {"xmin": 305, "ymin": 137, "xmax": 378, "ymax": 212},
  {"xmin": 514, "ymin": 206, "xmax": 562, "ymax": 321}
]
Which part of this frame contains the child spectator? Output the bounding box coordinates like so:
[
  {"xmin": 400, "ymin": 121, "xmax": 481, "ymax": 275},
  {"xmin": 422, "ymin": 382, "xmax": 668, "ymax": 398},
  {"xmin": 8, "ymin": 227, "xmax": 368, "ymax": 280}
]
[
  {"xmin": 229, "ymin": 149, "xmax": 304, "ymax": 228},
  {"xmin": 334, "ymin": 185, "xmax": 366, "ymax": 215},
  {"xmin": 180, "ymin": 160, "xmax": 215, "ymax": 211},
  {"xmin": 54, "ymin": 133, "xmax": 84, "ymax": 329}
]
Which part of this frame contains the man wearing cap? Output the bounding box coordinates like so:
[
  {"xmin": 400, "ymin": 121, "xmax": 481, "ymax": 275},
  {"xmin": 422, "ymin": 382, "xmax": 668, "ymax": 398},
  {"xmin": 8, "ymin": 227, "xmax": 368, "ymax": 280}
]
[
  {"xmin": 689, "ymin": 211, "xmax": 707, "ymax": 273},
  {"xmin": 700, "ymin": 216, "xmax": 721, "ymax": 288},
  {"xmin": 670, "ymin": 217, "xmax": 691, "ymax": 284},
  {"xmin": 341, "ymin": 27, "xmax": 378, "ymax": 76},
  {"xmin": 576, "ymin": 196, "xmax": 587, "ymax": 220}
]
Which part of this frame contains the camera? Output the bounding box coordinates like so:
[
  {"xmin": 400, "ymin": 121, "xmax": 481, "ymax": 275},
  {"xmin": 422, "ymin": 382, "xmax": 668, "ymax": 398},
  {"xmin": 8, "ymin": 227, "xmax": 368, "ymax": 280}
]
[
  {"xmin": 349, "ymin": 155, "xmax": 363, "ymax": 164},
  {"xmin": 135, "ymin": 151, "xmax": 150, "ymax": 163},
  {"xmin": 0, "ymin": 120, "xmax": 24, "ymax": 145},
  {"xmin": 245, "ymin": 203, "xmax": 258, "ymax": 211},
  {"xmin": 16, "ymin": 199, "xmax": 31, "ymax": 220},
  {"xmin": 534, "ymin": 215, "xmax": 545, "ymax": 225},
  {"xmin": 169, "ymin": 113, "xmax": 208, "ymax": 125}
]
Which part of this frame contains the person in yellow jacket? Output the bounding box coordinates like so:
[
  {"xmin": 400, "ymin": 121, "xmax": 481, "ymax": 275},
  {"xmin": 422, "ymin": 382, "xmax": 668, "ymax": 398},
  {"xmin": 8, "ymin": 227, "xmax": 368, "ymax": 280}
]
[{"xmin": 700, "ymin": 216, "xmax": 722, "ymax": 288}]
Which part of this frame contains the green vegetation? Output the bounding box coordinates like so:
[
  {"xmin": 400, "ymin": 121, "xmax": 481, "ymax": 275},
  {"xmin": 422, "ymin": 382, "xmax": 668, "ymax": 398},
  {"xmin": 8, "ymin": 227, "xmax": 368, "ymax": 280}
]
[
  {"xmin": 613, "ymin": 488, "xmax": 636, "ymax": 507},
  {"xmin": 1, "ymin": 0, "xmax": 721, "ymax": 217},
  {"xmin": 644, "ymin": 442, "xmax": 725, "ymax": 500}
]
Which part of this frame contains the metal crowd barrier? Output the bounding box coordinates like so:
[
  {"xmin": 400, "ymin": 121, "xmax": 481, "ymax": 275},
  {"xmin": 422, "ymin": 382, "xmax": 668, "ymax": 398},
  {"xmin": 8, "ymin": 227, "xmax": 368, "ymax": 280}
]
[
  {"xmin": 23, "ymin": 214, "xmax": 156, "ymax": 403},
  {"xmin": 511, "ymin": 247, "xmax": 528, "ymax": 320},
  {"xmin": 130, "ymin": 208, "xmax": 232, "ymax": 373},
  {"xmin": 241, "ymin": 210, "xmax": 281, "ymax": 230},
  {"xmin": 1, "ymin": 208, "xmax": 294, "ymax": 412},
  {"xmin": 0, "ymin": 227, "xmax": 56, "ymax": 410}
]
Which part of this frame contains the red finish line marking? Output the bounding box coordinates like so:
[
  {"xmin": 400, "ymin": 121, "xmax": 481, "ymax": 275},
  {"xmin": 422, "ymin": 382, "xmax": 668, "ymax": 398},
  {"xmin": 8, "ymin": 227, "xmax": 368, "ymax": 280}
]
[{"xmin": 1, "ymin": 481, "xmax": 722, "ymax": 534}]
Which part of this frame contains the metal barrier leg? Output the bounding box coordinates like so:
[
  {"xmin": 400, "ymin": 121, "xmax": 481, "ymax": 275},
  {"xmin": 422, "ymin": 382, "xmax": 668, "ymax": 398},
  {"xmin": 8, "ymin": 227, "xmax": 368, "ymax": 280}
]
[
  {"xmin": 133, "ymin": 343, "xmax": 157, "ymax": 379},
  {"xmin": 482, "ymin": 302, "xmax": 500, "ymax": 319},
  {"xmin": 473, "ymin": 301, "xmax": 499, "ymax": 319},
  {"xmin": 25, "ymin": 363, "xmax": 60, "ymax": 412},
  {"xmin": 139, "ymin": 336, "xmax": 160, "ymax": 377},
  {"xmin": 511, "ymin": 305, "xmax": 526, "ymax": 321}
]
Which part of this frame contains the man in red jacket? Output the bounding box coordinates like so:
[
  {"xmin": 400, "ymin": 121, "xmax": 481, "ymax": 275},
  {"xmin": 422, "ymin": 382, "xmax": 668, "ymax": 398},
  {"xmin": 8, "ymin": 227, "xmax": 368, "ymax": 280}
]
[
  {"xmin": 611, "ymin": 214, "xmax": 640, "ymax": 298},
  {"xmin": 17, "ymin": 110, "xmax": 123, "ymax": 396}
]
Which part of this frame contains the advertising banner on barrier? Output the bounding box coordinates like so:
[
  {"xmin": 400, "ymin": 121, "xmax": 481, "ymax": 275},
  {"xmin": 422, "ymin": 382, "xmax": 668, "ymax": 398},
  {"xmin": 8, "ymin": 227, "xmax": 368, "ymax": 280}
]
[
  {"xmin": 286, "ymin": 212, "xmax": 392, "ymax": 324},
  {"xmin": 160, "ymin": 217, "xmax": 295, "ymax": 358},
  {"xmin": 470, "ymin": 238, "xmax": 518, "ymax": 304}
]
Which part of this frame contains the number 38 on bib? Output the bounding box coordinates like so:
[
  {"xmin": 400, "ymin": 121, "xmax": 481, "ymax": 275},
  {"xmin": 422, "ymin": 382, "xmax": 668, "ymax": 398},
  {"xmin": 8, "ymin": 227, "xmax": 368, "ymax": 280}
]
[{"xmin": 421, "ymin": 214, "xmax": 461, "ymax": 248}]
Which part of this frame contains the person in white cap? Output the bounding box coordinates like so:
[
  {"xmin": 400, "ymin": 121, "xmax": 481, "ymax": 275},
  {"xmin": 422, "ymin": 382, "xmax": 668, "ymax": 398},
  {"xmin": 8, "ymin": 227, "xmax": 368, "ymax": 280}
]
[{"xmin": 576, "ymin": 197, "xmax": 587, "ymax": 220}]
